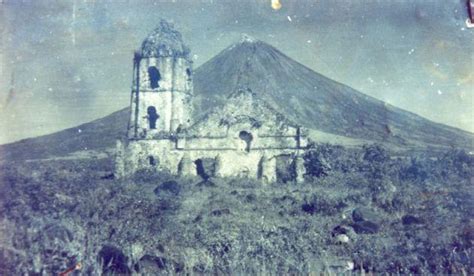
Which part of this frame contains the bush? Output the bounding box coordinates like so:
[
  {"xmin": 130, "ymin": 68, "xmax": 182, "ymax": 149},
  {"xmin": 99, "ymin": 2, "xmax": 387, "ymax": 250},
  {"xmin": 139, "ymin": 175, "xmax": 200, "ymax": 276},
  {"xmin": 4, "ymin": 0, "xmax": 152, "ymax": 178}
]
[
  {"xmin": 359, "ymin": 144, "xmax": 391, "ymax": 179},
  {"xmin": 399, "ymin": 157, "xmax": 429, "ymax": 181},
  {"xmin": 303, "ymin": 144, "xmax": 332, "ymax": 177},
  {"xmin": 438, "ymin": 149, "xmax": 473, "ymax": 179}
]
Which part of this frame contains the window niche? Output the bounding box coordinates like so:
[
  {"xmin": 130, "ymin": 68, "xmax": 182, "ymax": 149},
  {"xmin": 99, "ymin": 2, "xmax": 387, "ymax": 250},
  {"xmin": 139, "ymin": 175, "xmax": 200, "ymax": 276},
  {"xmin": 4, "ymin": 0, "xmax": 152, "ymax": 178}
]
[
  {"xmin": 147, "ymin": 106, "xmax": 159, "ymax": 129},
  {"xmin": 148, "ymin": 66, "xmax": 161, "ymax": 89}
]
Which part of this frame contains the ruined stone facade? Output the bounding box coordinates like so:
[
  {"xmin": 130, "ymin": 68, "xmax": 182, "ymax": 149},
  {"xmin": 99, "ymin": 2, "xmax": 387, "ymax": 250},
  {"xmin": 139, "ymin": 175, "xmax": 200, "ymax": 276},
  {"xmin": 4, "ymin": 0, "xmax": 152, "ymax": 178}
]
[{"xmin": 116, "ymin": 20, "xmax": 308, "ymax": 182}]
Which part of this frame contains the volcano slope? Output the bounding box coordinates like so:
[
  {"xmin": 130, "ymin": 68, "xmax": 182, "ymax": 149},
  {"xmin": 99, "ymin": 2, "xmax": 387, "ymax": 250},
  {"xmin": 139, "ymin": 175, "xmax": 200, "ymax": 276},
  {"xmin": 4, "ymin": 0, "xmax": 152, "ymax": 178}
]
[{"xmin": 0, "ymin": 38, "xmax": 472, "ymax": 162}]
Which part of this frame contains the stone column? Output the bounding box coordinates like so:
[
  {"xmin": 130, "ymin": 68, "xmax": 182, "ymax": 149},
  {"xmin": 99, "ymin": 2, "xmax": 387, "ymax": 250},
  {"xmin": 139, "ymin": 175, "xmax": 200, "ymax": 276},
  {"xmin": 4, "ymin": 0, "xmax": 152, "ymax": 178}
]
[
  {"xmin": 260, "ymin": 155, "xmax": 277, "ymax": 184},
  {"xmin": 214, "ymin": 154, "xmax": 223, "ymax": 177},
  {"xmin": 294, "ymin": 155, "xmax": 306, "ymax": 183},
  {"xmin": 178, "ymin": 154, "xmax": 196, "ymax": 177},
  {"xmin": 114, "ymin": 140, "xmax": 125, "ymax": 179}
]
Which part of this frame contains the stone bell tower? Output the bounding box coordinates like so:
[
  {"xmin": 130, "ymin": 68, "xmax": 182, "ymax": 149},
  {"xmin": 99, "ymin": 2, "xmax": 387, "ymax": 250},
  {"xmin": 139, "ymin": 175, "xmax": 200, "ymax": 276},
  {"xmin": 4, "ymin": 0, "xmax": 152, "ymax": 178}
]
[{"xmin": 128, "ymin": 20, "xmax": 193, "ymax": 139}]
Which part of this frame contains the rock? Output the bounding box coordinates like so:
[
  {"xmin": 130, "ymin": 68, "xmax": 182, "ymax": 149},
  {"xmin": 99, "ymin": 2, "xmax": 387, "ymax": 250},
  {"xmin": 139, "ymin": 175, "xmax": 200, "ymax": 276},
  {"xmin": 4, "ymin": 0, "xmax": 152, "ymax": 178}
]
[
  {"xmin": 350, "ymin": 207, "xmax": 381, "ymax": 234},
  {"xmin": 211, "ymin": 209, "xmax": 230, "ymax": 216},
  {"xmin": 331, "ymin": 225, "xmax": 350, "ymax": 237},
  {"xmin": 350, "ymin": 221, "xmax": 379, "ymax": 234},
  {"xmin": 301, "ymin": 203, "xmax": 316, "ymax": 215},
  {"xmin": 154, "ymin": 181, "xmax": 180, "ymax": 197},
  {"xmin": 352, "ymin": 207, "xmax": 380, "ymax": 223},
  {"xmin": 402, "ymin": 215, "xmax": 424, "ymax": 225},
  {"xmin": 336, "ymin": 234, "xmax": 350, "ymax": 243}
]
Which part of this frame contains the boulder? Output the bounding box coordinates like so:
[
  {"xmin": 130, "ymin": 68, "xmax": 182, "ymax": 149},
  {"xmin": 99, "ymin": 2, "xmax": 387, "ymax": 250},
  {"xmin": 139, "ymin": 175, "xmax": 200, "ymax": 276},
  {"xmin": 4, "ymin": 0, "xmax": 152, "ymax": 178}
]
[
  {"xmin": 350, "ymin": 220, "xmax": 379, "ymax": 234},
  {"xmin": 352, "ymin": 207, "xmax": 381, "ymax": 224}
]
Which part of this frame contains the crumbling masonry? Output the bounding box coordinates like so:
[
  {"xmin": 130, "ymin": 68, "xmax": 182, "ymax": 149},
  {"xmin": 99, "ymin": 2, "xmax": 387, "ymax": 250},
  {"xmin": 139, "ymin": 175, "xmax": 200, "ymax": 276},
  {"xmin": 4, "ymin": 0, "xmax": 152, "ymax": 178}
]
[{"xmin": 115, "ymin": 20, "xmax": 308, "ymax": 182}]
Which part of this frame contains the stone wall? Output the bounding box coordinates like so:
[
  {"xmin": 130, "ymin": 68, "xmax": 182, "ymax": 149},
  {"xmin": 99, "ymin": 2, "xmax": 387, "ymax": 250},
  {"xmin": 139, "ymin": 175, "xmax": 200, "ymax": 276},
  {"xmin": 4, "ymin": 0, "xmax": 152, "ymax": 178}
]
[{"xmin": 116, "ymin": 136, "xmax": 307, "ymax": 183}]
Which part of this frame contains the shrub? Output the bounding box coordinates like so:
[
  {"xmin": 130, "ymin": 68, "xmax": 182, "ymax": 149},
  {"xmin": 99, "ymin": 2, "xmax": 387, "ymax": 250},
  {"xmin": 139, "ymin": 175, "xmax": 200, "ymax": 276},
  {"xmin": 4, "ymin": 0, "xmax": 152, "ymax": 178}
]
[
  {"xmin": 399, "ymin": 157, "xmax": 429, "ymax": 181},
  {"xmin": 437, "ymin": 149, "xmax": 473, "ymax": 179},
  {"xmin": 303, "ymin": 144, "xmax": 332, "ymax": 177},
  {"xmin": 362, "ymin": 144, "xmax": 390, "ymax": 164},
  {"xmin": 359, "ymin": 144, "xmax": 391, "ymax": 179}
]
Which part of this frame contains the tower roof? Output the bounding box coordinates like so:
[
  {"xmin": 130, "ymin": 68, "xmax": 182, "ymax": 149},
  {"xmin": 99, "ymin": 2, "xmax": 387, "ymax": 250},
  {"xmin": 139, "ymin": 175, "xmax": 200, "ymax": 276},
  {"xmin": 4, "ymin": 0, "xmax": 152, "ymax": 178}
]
[{"xmin": 140, "ymin": 20, "xmax": 190, "ymax": 58}]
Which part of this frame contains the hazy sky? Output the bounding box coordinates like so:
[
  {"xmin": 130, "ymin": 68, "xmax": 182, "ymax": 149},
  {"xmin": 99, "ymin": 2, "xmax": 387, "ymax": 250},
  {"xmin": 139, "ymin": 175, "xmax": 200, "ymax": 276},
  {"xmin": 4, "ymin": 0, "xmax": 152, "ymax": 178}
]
[{"xmin": 0, "ymin": 0, "xmax": 472, "ymax": 144}]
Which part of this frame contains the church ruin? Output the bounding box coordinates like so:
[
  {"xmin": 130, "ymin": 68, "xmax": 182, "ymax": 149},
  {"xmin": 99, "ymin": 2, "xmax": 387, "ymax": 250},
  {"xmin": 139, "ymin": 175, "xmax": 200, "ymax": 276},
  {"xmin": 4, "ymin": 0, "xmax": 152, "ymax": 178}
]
[{"xmin": 115, "ymin": 20, "xmax": 308, "ymax": 182}]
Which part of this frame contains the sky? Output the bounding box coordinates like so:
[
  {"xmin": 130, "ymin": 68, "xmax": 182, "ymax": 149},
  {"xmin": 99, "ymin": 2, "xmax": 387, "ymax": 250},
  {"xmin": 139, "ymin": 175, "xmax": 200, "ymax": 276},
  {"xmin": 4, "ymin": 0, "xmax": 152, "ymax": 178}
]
[{"xmin": 0, "ymin": 0, "xmax": 472, "ymax": 144}]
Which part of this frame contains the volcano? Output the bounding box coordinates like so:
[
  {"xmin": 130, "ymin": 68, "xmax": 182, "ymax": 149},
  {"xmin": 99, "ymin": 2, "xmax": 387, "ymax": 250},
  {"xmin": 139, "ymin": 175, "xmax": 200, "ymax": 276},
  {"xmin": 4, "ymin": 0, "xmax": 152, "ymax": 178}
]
[{"xmin": 1, "ymin": 38, "xmax": 472, "ymax": 161}]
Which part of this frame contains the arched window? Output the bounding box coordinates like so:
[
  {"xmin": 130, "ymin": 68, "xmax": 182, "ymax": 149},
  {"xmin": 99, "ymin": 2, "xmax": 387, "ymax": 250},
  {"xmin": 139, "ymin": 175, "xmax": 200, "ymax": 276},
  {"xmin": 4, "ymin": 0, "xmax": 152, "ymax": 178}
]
[
  {"xmin": 239, "ymin": 131, "xmax": 253, "ymax": 152},
  {"xmin": 148, "ymin": 66, "xmax": 161, "ymax": 89},
  {"xmin": 147, "ymin": 106, "xmax": 159, "ymax": 129}
]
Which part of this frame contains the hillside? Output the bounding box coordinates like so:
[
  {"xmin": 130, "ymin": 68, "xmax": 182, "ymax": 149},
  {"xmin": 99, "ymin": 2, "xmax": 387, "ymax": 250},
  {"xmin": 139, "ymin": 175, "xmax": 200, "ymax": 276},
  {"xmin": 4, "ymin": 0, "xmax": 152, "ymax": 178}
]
[{"xmin": 0, "ymin": 38, "xmax": 472, "ymax": 162}]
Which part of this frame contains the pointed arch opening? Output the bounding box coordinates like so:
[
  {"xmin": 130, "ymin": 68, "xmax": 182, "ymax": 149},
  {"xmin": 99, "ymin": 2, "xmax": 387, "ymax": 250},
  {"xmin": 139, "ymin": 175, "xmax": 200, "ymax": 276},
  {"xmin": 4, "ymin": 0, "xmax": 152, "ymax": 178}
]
[{"xmin": 148, "ymin": 66, "xmax": 161, "ymax": 89}]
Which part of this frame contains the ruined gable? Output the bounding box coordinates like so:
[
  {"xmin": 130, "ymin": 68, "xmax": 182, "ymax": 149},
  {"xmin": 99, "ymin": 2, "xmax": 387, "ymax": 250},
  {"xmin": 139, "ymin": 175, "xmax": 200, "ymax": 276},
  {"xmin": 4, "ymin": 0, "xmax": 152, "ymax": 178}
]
[{"xmin": 186, "ymin": 88, "xmax": 302, "ymax": 139}]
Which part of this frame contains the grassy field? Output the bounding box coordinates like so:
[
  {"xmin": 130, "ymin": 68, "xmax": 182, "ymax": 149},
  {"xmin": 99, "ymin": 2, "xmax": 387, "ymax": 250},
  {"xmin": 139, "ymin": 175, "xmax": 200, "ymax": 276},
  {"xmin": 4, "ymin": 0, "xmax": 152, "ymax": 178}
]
[{"xmin": 0, "ymin": 144, "xmax": 472, "ymax": 274}]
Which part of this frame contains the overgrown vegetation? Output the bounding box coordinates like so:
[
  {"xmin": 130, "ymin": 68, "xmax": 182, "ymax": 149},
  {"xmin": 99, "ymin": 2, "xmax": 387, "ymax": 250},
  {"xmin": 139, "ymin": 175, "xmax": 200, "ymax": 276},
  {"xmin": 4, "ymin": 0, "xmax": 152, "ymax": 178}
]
[{"xmin": 0, "ymin": 144, "xmax": 472, "ymax": 274}]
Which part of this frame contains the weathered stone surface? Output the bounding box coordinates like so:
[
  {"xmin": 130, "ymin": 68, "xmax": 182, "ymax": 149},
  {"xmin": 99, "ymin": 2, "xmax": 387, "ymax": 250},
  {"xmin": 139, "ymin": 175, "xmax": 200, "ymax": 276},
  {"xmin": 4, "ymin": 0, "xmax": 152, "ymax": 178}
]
[
  {"xmin": 294, "ymin": 155, "xmax": 305, "ymax": 183},
  {"xmin": 260, "ymin": 155, "xmax": 277, "ymax": 183},
  {"xmin": 140, "ymin": 20, "xmax": 191, "ymax": 58},
  {"xmin": 116, "ymin": 22, "xmax": 309, "ymax": 183}
]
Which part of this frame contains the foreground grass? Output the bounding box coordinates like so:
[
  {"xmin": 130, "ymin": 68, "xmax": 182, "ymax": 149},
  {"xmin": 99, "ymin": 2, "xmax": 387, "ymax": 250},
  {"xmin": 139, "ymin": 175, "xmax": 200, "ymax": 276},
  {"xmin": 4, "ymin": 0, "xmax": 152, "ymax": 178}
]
[{"xmin": 0, "ymin": 146, "xmax": 472, "ymax": 274}]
